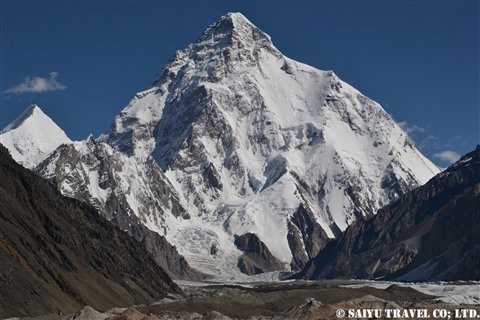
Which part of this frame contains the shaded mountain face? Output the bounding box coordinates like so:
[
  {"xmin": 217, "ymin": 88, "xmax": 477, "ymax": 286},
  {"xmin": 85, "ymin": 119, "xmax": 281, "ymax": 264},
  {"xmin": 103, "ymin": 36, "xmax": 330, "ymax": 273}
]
[
  {"xmin": 297, "ymin": 146, "xmax": 480, "ymax": 281},
  {"xmin": 20, "ymin": 12, "xmax": 438, "ymax": 277},
  {"xmin": 0, "ymin": 105, "xmax": 71, "ymax": 169},
  {"xmin": 234, "ymin": 233, "xmax": 285, "ymax": 275},
  {"xmin": 0, "ymin": 145, "xmax": 180, "ymax": 318}
]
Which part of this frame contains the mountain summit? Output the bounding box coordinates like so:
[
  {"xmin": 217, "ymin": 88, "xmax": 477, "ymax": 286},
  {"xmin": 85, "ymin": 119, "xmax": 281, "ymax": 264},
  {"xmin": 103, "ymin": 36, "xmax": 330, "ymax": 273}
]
[
  {"xmin": 0, "ymin": 105, "xmax": 71, "ymax": 168},
  {"xmin": 28, "ymin": 13, "xmax": 441, "ymax": 277}
]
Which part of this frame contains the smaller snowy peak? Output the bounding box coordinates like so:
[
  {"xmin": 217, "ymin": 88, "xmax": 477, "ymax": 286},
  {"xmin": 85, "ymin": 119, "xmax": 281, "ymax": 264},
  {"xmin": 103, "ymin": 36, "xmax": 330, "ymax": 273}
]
[
  {"xmin": 1, "ymin": 104, "xmax": 41, "ymax": 133},
  {"xmin": 0, "ymin": 105, "xmax": 71, "ymax": 169}
]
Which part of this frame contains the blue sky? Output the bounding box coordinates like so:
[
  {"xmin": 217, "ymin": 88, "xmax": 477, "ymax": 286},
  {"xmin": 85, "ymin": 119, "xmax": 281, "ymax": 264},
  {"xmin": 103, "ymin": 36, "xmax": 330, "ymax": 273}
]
[{"xmin": 1, "ymin": 1, "xmax": 478, "ymax": 167}]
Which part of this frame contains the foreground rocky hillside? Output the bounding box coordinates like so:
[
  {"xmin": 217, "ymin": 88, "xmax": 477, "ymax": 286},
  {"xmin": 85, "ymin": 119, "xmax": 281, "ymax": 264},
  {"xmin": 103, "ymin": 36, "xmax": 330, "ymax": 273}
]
[
  {"xmin": 0, "ymin": 145, "xmax": 180, "ymax": 318},
  {"xmin": 297, "ymin": 146, "xmax": 480, "ymax": 281},
  {"xmin": 8, "ymin": 280, "xmax": 480, "ymax": 320}
]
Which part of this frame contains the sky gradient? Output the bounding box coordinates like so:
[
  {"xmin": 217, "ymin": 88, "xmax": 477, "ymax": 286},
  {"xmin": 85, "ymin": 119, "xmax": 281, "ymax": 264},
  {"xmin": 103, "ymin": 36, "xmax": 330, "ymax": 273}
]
[{"xmin": 1, "ymin": 1, "xmax": 478, "ymax": 167}]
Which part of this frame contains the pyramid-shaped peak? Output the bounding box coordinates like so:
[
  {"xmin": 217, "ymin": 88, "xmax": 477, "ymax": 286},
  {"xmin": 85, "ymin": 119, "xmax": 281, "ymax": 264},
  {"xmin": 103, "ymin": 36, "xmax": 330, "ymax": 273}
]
[
  {"xmin": 1, "ymin": 104, "xmax": 70, "ymax": 141},
  {"xmin": 0, "ymin": 104, "xmax": 71, "ymax": 168},
  {"xmin": 196, "ymin": 12, "xmax": 273, "ymax": 48},
  {"xmin": 26, "ymin": 104, "xmax": 41, "ymax": 112},
  {"xmin": 222, "ymin": 12, "xmax": 253, "ymax": 25},
  {"xmin": 151, "ymin": 12, "xmax": 279, "ymax": 86},
  {"xmin": 2, "ymin": 104, "xmax": 47, "ymax": 133},
  {"xmin": 211, "ymin": 12, "xmax": 253, "ymax": 28},
  {"xmin": 21, "ymin": 104, "xmax": 43, "ymax": 116}
]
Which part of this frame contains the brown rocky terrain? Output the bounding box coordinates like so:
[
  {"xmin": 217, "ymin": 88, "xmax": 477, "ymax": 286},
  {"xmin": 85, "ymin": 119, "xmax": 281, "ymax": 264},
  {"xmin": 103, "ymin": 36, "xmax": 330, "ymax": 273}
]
[
  {"xmin": 234, "ymin": 233, "xmax": 285, "ymax": 275},
  {"xmin": 0, "ymin": 145, "xmax": 180, "ymax": 318},
  {"xmin": 10, "ymin": 281, "xmax": 479, "ymax": 320}
]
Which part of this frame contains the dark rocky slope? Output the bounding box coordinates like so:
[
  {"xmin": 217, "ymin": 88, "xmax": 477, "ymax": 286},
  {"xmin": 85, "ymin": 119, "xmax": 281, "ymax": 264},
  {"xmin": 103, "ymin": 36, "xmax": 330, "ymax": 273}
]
[
  {"xmin": 140, "ymin": 227, "xmax": 205, "ymax": 280},
  {"xmin": 287, "ymin": 205, "xmax": 330, "ymax": 271},
  {"xmin": 234, "ymin": 233, "xmax": 285, "ymax": 275},
  {"xmin": 0, "ymin": 145, "xmax": 180, "ymax": 318},
  {"xmin": 297, "ymin": 146, "xmax": 480, "ymax": 281}
]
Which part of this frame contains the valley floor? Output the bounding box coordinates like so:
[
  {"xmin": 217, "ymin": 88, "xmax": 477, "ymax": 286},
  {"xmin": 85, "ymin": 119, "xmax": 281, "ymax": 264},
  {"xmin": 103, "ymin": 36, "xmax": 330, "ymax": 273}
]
[{"xmin": 6, "ymin": 280, "xmax": 480, "ymax": 320}]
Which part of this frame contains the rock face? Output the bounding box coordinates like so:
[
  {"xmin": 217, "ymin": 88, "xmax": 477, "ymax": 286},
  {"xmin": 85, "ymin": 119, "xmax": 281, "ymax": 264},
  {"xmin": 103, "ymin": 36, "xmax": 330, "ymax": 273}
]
[
  {"xmin": 297, "ymin": 146, "xmax": 480, "ymax": 281},
  {"xmin": 234, "ymin": 233, "xmax": 285, "ymax": 275},
  {"xmin": 7, "ymin": 12, "xmax": 439, "ymax": 277},
  {"xmin": 141, "ymin": 229, "xmax": 204, "ymax": 280},
  {"xmin": 287, "ymin": 205, "xmax": 331, "ymax": 270},
  {"xmin": 0, "ymin": 144, "xmax": 180, "ymax": 318}
]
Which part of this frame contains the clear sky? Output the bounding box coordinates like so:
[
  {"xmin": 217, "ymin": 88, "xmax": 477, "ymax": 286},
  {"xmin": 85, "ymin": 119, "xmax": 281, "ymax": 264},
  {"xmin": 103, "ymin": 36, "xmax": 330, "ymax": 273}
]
[{"xmin": 1, "ymin": 0, "xmax": 478, "ymax": 167}]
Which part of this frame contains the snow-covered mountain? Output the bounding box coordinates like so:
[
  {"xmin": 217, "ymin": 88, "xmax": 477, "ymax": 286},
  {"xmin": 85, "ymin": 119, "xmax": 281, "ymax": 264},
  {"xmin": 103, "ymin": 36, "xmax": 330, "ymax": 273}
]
[
  {"xmin": 18, "ymin": 13, "xmax": 440, "ymax": 278},
  {"xmin": 0, "ymin": 105, "xmax": 71, "ymax": 168}
]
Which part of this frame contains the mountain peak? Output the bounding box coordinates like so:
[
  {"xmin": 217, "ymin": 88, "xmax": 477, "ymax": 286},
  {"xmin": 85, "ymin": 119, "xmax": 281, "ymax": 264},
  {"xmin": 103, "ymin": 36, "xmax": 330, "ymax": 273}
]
[
  {"xmin": 211, "ymin": 12, "xmax": 255, "ymax": 31},
  {"xmin": 1, "ymin": 104, "xmax": 44, "ymax": 133},
  {"xmin": 150, "ymin": 12, "xmax": 278, "ymax": 99},
  {"xmin": 25, "ymin": 103, "xmax": 41, "ymax": 113},
  {"xmin": 27, "ymin": 103, "xmax": 40, "ymax": 111},
  {"xmin": 222, "ymin": 12, "xmax": 253, "ymax": 27},
  {"xmin": 195, "ymin": 12, "xmax": 274, "ymax": 51},
  {"xmin": 0, "ymin": 105, "xmax": 71, "ymax": 168},
  {"xmin": 223, "ymin": 12, "xmax": 248, "ymax": 20}
]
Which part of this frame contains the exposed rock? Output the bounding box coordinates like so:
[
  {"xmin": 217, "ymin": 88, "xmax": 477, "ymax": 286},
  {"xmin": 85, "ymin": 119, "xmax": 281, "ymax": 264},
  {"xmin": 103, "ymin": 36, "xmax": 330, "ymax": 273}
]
[
  {"xmin": 287, "ymin": 205, "xmax": 330, "ymax": 270},
  {"xmin": 203, "ymin": 163, "xmax": 223, "ymax": 190},
  {"xmin": 141, "ymin": 230, "xmax": 207, "ymax": 280},
  {"xmin": 234, "ymin": 233, "xmax": 284, "ymax": 275},
  {"xmin": 210, "ymin": 243, "xmax": 219, "ymax": 255}
]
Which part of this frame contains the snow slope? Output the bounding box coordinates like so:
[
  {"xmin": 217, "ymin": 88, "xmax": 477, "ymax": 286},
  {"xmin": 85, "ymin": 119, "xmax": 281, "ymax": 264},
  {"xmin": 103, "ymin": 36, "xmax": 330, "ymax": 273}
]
[
  {"xmin": 0, "ymin": 105, "xmax": 71, "ymax": 169},
  {"xmin": 34, "ymin": 13, "xmax": 439, "ymax": 278}
]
